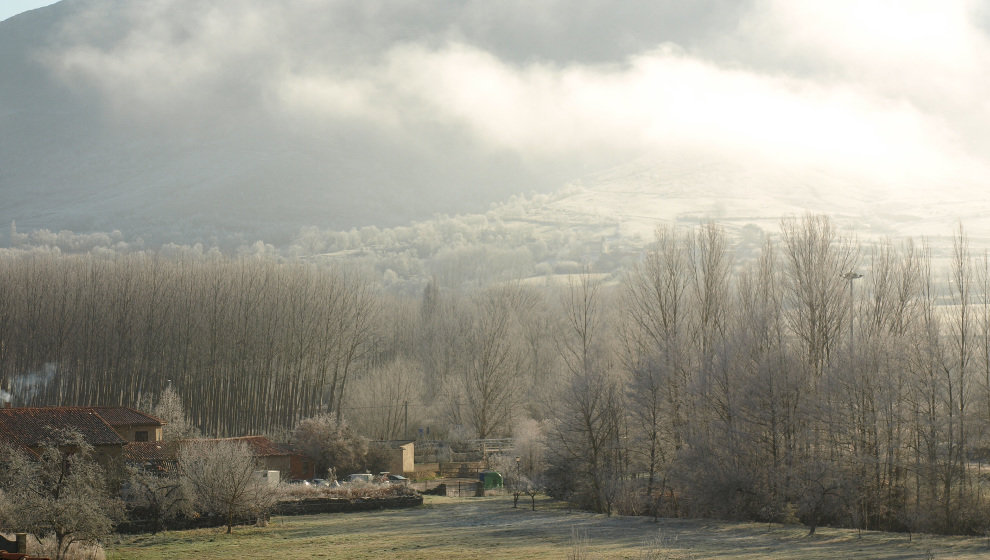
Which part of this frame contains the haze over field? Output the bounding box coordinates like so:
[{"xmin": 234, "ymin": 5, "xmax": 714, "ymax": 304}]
[{"xmin": 2, "ymin": 0, "xmax": 989, "ymax": 248}]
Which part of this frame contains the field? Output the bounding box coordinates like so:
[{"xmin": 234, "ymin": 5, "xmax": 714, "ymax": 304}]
[{"xmin": 106, "ymin": 495, "xmax": 990, "ymax": 559}]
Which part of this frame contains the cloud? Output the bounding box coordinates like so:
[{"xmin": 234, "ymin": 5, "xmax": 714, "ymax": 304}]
[
  {"xmin": 725, "ymin": 1, "xmax": 990, "ymax": 153},
  {"xmin": 370, "ymin": 37, "xmax": 985, "ymax": 191},
  {"xmin": 40, "ymin": 0, "xmax": 990, "ymax": 196}
]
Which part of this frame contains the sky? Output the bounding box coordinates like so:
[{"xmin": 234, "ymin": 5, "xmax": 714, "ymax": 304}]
[
  {"xmin": 0, "ymin": 0, "xmax": 56, "ymax": 22},
  {"xmin": 6, "ymin": 0, "xmax": 990, "ymax": 239},
  {"xmin": 41, "ymin": 0, "xmax": 990, "ymax": 187}
]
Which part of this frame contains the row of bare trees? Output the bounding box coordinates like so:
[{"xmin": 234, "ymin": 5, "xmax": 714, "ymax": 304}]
[
  {"xmin": 0, "ymin": 251, "xmax": 377, "ymax": 436},
  {"xmin": 544, "ymin": 217, "xmax": 990, "ymax": 534},
  {"xmin": 5, "ymin": 215, "xmax": 990, "ymax": 533}
]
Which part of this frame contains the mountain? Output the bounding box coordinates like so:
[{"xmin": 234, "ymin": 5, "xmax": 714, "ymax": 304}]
[
  {"xmin": 0, "ymin": 1, "xmax": 565, "ymax": 247},
  {"xmin": 1, "ymin": 1, "xmax": 986, "ymax": 253}
]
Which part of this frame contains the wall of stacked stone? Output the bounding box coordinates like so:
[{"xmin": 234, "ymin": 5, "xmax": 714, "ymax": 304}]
[
  {"xmin": 118, "ymin": 495, "xmax": 423, "ymax": 534},
  {"xmin": 274, "ymin": 495, "xmax": 422, "ymax": 515}
]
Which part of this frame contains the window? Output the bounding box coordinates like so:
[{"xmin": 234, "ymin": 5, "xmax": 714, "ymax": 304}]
[{"xmin": 135, "ymin": 430, "xmax": 149, "ymax": 442}]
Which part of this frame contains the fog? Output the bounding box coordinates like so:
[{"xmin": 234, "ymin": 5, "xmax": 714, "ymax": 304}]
[{"xmin": 2, "ymin": 0, "xmax": 989, "ymax": 244}]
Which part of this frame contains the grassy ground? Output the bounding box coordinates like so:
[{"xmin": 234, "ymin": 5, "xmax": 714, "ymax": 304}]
[{"xmin": 107, "ymin": 495, "xmax": 990, "ymax": 559}]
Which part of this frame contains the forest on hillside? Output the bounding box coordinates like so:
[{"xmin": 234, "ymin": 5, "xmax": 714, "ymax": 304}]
[{"xmin": 3, "ymin": 214, "xmax": 990, "ymax": 534}]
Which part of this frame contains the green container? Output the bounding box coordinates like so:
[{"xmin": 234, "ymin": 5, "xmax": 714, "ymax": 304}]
[{"xmin": 479, "ymin": 470, "xmax": 503, "ymax": 490}]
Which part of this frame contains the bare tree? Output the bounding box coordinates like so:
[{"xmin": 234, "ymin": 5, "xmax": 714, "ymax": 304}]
[
  {"xmin": 0, "ymin": 430, "xmax": 123, "ymax": 560},
  {"xmin": 344, "ymin": 358, "xmax": 425, "ymax": 441},
  {"xmin": 779, "ymin": 214, "xmax": 858, "ymax": 380},
  {"xmin": 123, "ymin": 466, "xmax": 188, "ymax": 534},
  {"xmin": 458, "ymin": 286, "xmax": 528, "ymax": 439},
  {"xmin": 946, "ymin": 224, "xmax": 974, "ymax": 504},
  {"xmin": 291, "ymin": 414, "xmax": 369, "ymax": 477},
  {"xmin": 179, "ymin": 439, "xmax": 276, "ymax": 533},
  {"xmin": 139, "ymin": 383, "xmax": 199, "ymax": 441},
  {"xmin": 549, "ymin": 273, "xmax": 623, "ymax": 515},
  {"xmin": 622, "ymin": 226, "xmax": 690, "ymax": 452},
  {"xmin": 733, "ymin": 239, "xmax": 793, "ymax": 516}
]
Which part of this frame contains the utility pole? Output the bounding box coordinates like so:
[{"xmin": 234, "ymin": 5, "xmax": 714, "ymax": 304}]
[{"xmin": 404, "ymin": 400, "xmax": 408, "ymax": 440}]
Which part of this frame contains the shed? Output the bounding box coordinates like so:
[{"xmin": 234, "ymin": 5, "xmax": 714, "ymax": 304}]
[{"xmin": 479, "ymin": 470, "xmax": 503, "ymax": 490}]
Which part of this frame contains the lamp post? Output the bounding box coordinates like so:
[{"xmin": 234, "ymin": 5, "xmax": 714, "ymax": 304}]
[{"xmin": 842, "ymin": 271, "xmax": 862, "ymax": 364}]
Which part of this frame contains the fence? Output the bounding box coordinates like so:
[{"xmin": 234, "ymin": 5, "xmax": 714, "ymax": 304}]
[
  {"xmin": 416, "ymin": 480, "xmax": 481, "ymax": 497},
  {"xmin": 438, "ymin": 462, "xmax": 484, "ymax": 478},
  {"xmin": 414, "ymin": 439, "xmax": 516, "ymax": 464}
]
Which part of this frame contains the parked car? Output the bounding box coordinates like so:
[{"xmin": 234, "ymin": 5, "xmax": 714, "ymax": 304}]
[
  {"xmin": 345, "ymin": 473, "xmax": 374, "ymax": 484},
  {"xmin": 387, "ymin": 474, "xmax": 408, "ymax": 484}
]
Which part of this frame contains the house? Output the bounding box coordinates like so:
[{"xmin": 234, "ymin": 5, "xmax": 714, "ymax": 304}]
[
  {"xmin": 89, "ymin": 407, "xmax": 164, "ymax": 442},
  {"xmin": 225, "ymin": 436, "xmax": 293, "ymax": 476},
  {"xmin": 0, "ymin": 406, "xmax": 165, "ymax": 467},
  {"xmin": 285, "ymin": 447, "xmax": 316, "ymax": 481},
  {"xmin": 124, "ymin": 435, "xmax": 313, "ymax": 481},
  {"xmin": 219, "ymin": 436, "xmax": 314, "ymax": 480},
  {"xmin": 0, "ymin": 407, "xmax": 129, "ymax": 464}
]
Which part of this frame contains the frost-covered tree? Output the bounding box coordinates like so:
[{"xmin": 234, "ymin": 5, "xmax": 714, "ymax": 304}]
[
  {"xmin": 0, "ymin": 430, "xmax": 123, "ymax": 560},
  {"xmin": 124, "ymin": 466, "xmax": 188, "ymax": 534},
  {"xmin": 142, "ymin": 384, "xmax": 200, "ymax": 441},
  {"xmin": 291, "ymin": 414, "xmax": 370, "ymax": 477},
  {"xmin": 179, "ymin": 439, "xmax": 276, "ymax": 534}
]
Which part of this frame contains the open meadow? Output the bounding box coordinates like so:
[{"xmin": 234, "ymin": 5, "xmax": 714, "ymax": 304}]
[{"xmin": 108, "ymin": 495, "xmax": 990, "ymax": 560}]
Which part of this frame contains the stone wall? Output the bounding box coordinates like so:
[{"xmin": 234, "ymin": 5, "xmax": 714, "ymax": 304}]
[{"xmin": 118, "ymin": 495, "xmax": 423, "ymax": 534}]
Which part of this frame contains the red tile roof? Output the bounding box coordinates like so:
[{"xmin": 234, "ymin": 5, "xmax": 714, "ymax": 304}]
[
  {"xmin": 217, "ymin": 436, "xmax": 291, "ymax": 457},
  {"xmin": 89, "ymin": 407, "xmax": 164, "ymax": 427},
  {"xmin": 122, "ymin": 441, "xmax": 180, "ymax": 462},
  {"xmin": 122, "ymin": 441, "xmax": 180, "ymax": 475},
  {"xmin": 0, "ymin": 407, "xmax": 126, "ymax": 448}
]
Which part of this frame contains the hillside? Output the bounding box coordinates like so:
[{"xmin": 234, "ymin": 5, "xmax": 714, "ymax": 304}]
[
  {"xmin": 2, "ymin": 1, "xmax": 987, "ymax": 253},
  {"xmin": 0, "ymin": 1, "xmax": 563, "ymax": 246}
]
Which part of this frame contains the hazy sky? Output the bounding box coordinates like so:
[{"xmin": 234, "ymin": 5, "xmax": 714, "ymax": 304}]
[
  {"xmin": 0, "ymin": 1, "xmax": 56, "ymax": 22},
  {"xmin": 37, "ymin": 0, "xmax": 988, "ymax": 193},
  {"xmin": 8, "ymin": 0, "xmax": 990, "ymax": 238}
]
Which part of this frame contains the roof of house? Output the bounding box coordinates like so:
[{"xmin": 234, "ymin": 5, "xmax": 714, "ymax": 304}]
[
  {"xmin": 0, "ymin": 407, "xmax": 127, "ymax": 448},
  {"xmin": 176, "ymin": 435, "xmax": 293, "ymax": 458},
  {"xmin": 224, "ymin": 436, "xmax": 292, "ymax": 457},
  {"xmin": 123, "ymin": 441, "xmax": 180, "ymax": 474},
  {"xmin": 88, "ymin": 406, "xmax": 164, "ymax": 427},
  {"xmin": 122, "ymin": 441, "xmax": 180, "ymax": 462}
]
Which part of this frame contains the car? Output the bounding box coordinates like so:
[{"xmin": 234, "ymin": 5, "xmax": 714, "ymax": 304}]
[
  {"xmin": 387, "ymin": 474, "xmax": 408, "ymax": 484},
  {"xmin": 311, "ymin": 478, "xmax": 329, "ymax": 486},
  {"xmin": 345, "ymin": 473, "xmax": 374, "ymax": 484}
]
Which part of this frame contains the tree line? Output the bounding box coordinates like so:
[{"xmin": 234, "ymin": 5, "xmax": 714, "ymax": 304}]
[
  {"xmin": 4, "ymin": 215, "xmax": 990, "ymax": 534},
  {"xmin": 0, "ymin": 251, "xmax": 377, "ymax": 436},
  {"xmin": 542, "ymin": 217, "xmax": 990, "ymax": 535}
]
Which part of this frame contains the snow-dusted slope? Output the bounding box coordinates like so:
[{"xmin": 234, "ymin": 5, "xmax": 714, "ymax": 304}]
[{"xmin": 524, "ymin": 152, "xmax": 990, "ymax": 253}]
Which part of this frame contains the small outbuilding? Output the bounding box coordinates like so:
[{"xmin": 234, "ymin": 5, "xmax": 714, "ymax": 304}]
[
  {"xmin": 479, "ymin": 470, "xmax": 503, "ymax": 490},
  {"xmin": 373, "ymin": 440, "xmax": 415, "ymax": 476}
]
